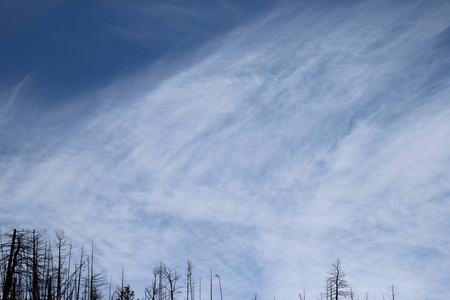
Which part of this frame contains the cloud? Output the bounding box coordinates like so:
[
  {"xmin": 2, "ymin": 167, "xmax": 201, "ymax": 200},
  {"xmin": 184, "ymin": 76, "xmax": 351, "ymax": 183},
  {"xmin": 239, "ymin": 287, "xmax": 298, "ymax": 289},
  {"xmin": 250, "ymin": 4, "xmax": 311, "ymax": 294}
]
[{"xmin": 1, "ymin": 0, "xmax": 450, "ymax": 299}]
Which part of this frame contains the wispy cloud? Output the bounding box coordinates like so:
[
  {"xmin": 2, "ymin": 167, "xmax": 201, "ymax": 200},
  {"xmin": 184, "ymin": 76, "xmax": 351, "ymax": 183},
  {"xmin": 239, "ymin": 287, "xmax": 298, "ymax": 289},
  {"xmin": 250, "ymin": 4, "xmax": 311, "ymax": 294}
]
[{"xmin": 1, "ymin": 0, "xmax": 449, "ymax": 299}]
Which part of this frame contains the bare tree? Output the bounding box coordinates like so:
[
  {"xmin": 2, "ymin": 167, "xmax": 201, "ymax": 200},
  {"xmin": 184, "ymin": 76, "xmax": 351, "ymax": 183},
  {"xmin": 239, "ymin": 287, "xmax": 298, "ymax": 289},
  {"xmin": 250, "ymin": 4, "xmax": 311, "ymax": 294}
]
[
  {"xmin": 145, "ymin": 267, "xmax": 161, "ymax": 300},
  {"xmin": 55, "ymin": 230, "xmax": 68, "ymax": 300},
  {"xmin": 209, "ymin": 270, "xmax": 212, "ymax": 300},
  {"xmin": 158, "ymin": 263, "xmax": 164, "ymax": 300},
  {"xmin": 89, "ymin": 241, "xmax": 105, "ymax": 300},
  {"xmin": 386, "ymin": 285, "xmax": 396, "ymax": 300},
  {"xmin": 363, "ymin": 292, "xmax": 369, "ymax": 300},
  {"xmin": 348, "ymin": 286, "xmax": 356, "ymax": 300},
  {"xmin": 29, "ymin": 229, "xmax": 48, "ymax": 300},
  {"xmin": 75, "ymin": 247, "xmax": 85, "ymax": 300},
  {"xmin": 2, "ymin": 229, "xmax": 18, "ymax": 300},
  {"xmin": 328, "ymin": 259, "xmax": 349, "ymax": 300},
  {"xmin": 186, "ymin": 262, "xmax": 193, "ymax": 300},
  {"xmin": 325, "ymin": 277, "xmax": 333, "ymax": 300},
  {"xmin": 163, "ymin": 266, "xmax": 181, "ymax": 300},
  {"xmin": 1, "ymin": 229, "xmax": 30, "ymax": 300},
  {"xmin": 0, "ymin": 229, "xmax": 101, "ymax": 300},
  {"xmin": 214, "ymin": 275, "xmax": 222, "ymax": 300},
  {"xmin": 299, "ymin": 289, "xmax": 306, "ymax": 300}
]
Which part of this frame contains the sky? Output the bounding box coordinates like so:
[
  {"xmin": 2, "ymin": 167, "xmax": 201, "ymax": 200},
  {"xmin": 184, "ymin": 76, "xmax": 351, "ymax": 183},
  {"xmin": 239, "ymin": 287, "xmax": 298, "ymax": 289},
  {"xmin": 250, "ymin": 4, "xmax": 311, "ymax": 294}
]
[{"xmin": 1, "ymin": 0, "xmax": 450, "ymax": 299}]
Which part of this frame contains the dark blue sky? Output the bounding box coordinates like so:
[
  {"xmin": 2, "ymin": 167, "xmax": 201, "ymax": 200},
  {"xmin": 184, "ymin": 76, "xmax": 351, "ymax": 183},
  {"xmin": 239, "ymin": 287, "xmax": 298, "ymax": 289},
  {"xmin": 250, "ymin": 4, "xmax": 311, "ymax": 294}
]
[{"xmin": 0, "ymin": 0, "xmax": 276, "ymax": 103}]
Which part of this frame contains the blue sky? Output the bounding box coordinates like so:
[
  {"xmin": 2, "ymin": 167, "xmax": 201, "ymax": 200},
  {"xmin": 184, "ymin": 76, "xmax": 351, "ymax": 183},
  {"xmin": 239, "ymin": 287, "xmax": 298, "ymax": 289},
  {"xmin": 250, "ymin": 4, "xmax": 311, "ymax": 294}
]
[{"xmin": 1, "ymin": 0, "xmax": 450, "ymax": 299}]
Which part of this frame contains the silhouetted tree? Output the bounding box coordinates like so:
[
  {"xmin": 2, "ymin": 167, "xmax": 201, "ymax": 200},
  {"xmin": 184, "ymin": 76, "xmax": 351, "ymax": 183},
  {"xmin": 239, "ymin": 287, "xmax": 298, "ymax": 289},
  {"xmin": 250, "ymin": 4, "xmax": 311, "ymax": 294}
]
[
  {"xmin": 89, "ymin": 241, "xmax": 105, "ymax": 300},
  {"xmin": 2, "ymin": 229, "xmax": 19, "ymax": 300},
  {"xmin": 144, "ymin": 267, "xmax": 160, "ymax": 300},
  {"xmin": 185, "ymin": 262, "xmax": 194, "ymax": 300},
  {"xmin": 55, "ymin": 230, "xmax": 68, "ymax": 300},
  {"xmin": 29, "ymin": 229, "xmax": 47, "ymax": 300},
  {"xmin": 386, "ymin": 285, "xmax": 396, "ymax": 300},
  {"xmin": 163, "ymin": 266, "xmax": 181, "ymax": 300},
  {"xmin": 328, "ymin": 259, "xmax": 349, "ymax": 300}
]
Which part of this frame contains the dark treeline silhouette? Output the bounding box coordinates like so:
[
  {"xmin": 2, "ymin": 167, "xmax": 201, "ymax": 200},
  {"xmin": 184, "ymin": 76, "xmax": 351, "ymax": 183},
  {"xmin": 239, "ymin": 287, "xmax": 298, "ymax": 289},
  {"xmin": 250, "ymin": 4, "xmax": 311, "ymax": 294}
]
[
  {"xmin": 0, "ymin": 228, "xmax": 105, "ymax": 300},
  {"xmin": 0, "ymin": 228, "xmax": 399, "ymax": 300}
]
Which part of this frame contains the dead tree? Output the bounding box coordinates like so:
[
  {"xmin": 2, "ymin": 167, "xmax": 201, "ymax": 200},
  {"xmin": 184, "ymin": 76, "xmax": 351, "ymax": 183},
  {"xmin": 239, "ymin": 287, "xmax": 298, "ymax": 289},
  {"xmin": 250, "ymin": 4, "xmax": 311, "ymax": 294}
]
[
  {"xmin": 145, "ymin": 268, "xmax": 160, "ymax": 300},
  {"xmin": 89, "ymin": 241, "xmax": 104, "ymax": 300},
  {"xmin": 387, "ymin": 285, "xmax": 396, "ymax": 300},
  {"xmin": 209, "ymin": 270, "xmax": 212, "ymax": 300},
  {"xmin": 2, "ymin": 229, "xmax": 21, "ymax": 300},
  {"xmin": 348, "ymin": 286, "xmax": 355, "ymax": 300},
  {"xmin": 328, "ymin": 259, "xmax": 349, "ymax": 300},
  {"xmin": 298, "ymin": 289, "xmax": 306, "ymax": 300},
  {"xmin": 75, "ymin": 248, "xmax": 85, "ymax": 300},
  {"xmin": 163, "ymin": 266, "xmax": 181, "ymax": 300},
  {"xmin": 29, "ymin": 230, "xmax": 47, "ymax": 300},
  {"xmin": 55, "ymin": 230, "xmax": 68, "ymax": 300},
  {"xmin": 185, "ymin": 262, "xmax": 194, "ymax": 300}
]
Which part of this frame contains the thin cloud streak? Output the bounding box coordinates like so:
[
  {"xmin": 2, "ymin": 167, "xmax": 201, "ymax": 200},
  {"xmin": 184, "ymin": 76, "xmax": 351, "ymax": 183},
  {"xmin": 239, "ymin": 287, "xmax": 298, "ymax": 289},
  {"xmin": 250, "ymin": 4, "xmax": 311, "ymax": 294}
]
[{"xmin": 1, "ymin": 0, "xmax": 450, "ymax": 299}]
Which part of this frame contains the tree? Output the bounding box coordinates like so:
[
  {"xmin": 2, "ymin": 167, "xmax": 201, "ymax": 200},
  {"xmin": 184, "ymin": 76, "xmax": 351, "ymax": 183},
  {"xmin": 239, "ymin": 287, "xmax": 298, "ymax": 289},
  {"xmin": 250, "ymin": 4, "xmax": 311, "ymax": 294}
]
[
  {"xmin": 29, "ymin": 229, "xmax": 47, "ymax": 300},
  {"xmin": 2, "ymin": 229, "xmax": 19, "ymax": 300},
  {"xmin": 164, "ymin": 266, "xmax": 181, "ymax": 300},
  {"xmin": 158, "ymin": 263, "xmax": 164, "ymax": 300},
  {"xmin": 327, "ymin": 259, "xmax": 349, "ymax": 300},
  {"xmin": 348, "ymin": 286, "xmax": 356, "ymax": 300},
  {"xmin": 298, "ymin": 289, "xmax": 306, "ymax": 300},
  {"xmin": 185, "ymin": 262, "xmax": 194, "ymax": 300},
  {"xmin": 0, "ymin": 228, "xmax": 102, "ymax": 300},
  {"xmin": 114, "ymin": 286, "xmax": 134, "ymax": 300},
  {"xmin": 209, "ymin": 270, "xmax": 212, "ymax": 300},
  {"xmin": 386, "ymin": 285, "xmax": 396, "ymax": 300},
  {"xmin": 144, "ymin": 267, "xmax": 161, "ymax": 300},
  {"xmin": 75, "ymin": 247, "xmax": 85, "ymax": 300},
  {"xmin": 55, "ymin": 230, "xmax": 68, "ymax": 300},
  {"xmin": 325, "ymin": 277, "xmax": 333, "ymax": 300},
  {"xmin": 88, "ymin": 241, "xmax": 105, "ymax": 300},
  {"xmin": 214, "ymin": 274, "xmax": 222, "ymax": 300}
]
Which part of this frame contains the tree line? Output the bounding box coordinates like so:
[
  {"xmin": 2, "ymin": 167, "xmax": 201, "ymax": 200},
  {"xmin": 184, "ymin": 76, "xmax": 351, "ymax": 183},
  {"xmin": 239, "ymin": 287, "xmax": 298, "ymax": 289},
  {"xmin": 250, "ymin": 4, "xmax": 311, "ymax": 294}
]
[
  {"xmin": 0, "ymin": 228, "xmax": 399, "ymax": 300},
  {"xmin": 0, "ymin": 228, "xmax": 105, "ymax": 300}
]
